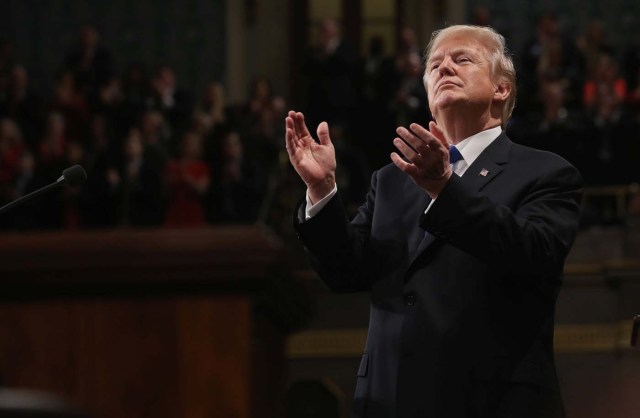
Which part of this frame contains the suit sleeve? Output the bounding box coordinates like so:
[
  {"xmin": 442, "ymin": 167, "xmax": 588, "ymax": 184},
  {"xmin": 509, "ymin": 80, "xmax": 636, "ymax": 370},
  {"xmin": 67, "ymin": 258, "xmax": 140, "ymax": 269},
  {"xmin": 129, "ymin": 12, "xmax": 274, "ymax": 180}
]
[
  {"xmin": 294, "ymin": 171, "xmax": 379, "ymax": 293},
  {"xmin": 421, "ymin": 161, "xmax": 583, "ymax": 276}
]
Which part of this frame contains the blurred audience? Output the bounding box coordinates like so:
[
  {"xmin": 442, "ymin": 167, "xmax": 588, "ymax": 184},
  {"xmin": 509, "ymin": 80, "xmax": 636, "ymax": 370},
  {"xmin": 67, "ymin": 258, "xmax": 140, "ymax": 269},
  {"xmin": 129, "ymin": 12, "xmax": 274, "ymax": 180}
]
[
  {"xmin": 583, "ymin": 52, "xmax": 627, "ymax": 108},
  {"xmin": 303, "ymin": 18, "xmax": 359, "ymax": 132},
  {"xmin": 164, "ymin": 131, "xmax": 210, "ymax": 227},
  {"xmin": 357, "ymin": 35, "xmax": 396, "ymax": 168},
  {"xmin": 117, "ymin": 128, "xmax": 165, "ymax": 227},
  {"xmin": 194, "ymin": 82, "xmax": 229, "ymax": 136},
  {"xmin": 151, "ymin": 65, "xmax": 193, "ymax": 138},
  {"xmin": 207, "ymin": 130, "xmax": 263, "ymax": 224},
  {"xmin": 240, "ymin": 76, "xmax": 286, "ymax": 167},
  {"xmin": 64, "ymin": 25, "xmax": 114, "ymax": 97},
  {"xmin": 0, "ymin": 19, "xmax": 638, "ymax": 233}
]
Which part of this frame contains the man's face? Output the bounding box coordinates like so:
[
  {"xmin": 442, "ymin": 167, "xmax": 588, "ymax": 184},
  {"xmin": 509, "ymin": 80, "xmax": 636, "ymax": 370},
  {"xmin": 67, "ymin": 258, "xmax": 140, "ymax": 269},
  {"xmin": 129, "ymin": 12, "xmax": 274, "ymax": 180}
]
[{"xmin": 425, "ymin": 35, "xmax": 497, "ymax": 119}]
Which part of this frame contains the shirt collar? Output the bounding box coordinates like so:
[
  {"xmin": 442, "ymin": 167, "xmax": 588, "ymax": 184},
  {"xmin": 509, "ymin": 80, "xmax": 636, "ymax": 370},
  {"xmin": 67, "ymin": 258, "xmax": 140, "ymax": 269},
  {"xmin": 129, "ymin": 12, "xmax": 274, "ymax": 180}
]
[{"xmin": 454, "ymin": 126, "xmax": 502, "ymax": 168}]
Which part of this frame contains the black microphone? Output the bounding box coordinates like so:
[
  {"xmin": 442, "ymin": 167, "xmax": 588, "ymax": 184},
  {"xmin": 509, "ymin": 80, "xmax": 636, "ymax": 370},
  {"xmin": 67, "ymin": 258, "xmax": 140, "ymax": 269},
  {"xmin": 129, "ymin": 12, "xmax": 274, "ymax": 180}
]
[
  {"xmin": 0, "ymin": 165, "xmax": 87, "ymax": 216},
  {"xmin": 59, "ymin": 165, "xmax": 88, "ymax": 187}
]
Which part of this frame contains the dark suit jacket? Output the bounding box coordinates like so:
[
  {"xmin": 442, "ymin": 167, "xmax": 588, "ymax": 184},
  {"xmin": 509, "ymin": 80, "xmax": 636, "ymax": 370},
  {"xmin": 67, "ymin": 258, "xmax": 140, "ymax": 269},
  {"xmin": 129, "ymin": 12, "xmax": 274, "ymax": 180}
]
[{"xmin": 294, "ymin": 134, "xmax": 583, "ymax": 418}]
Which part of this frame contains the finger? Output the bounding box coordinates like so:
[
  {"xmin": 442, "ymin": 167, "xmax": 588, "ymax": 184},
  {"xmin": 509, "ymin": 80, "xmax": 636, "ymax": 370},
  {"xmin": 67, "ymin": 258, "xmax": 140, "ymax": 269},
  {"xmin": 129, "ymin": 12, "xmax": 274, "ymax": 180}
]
[
  {"xmin": 285, "ymin": 127, "xmax": 297, "ymax": 155},
  {"xmin": 287, "ymin": 111, "xmax": 299, "ymax": 135},
  {"xmin": 410, "ymin": 123, "xmax": 447, "ymax": 153},
  {"xmin": 285, "ymin": 115, "xmax": 294, "ymax": 132},
  {"xmin": 396, "ymin": 126, "xmax": 429, "ymax": 154},
  {"xmin": 285, "ymin": 116, "xmax": 302, "ymax": 147},
  {"xmin": 391, "ymin": 152, "xmax": 420, "ymax": 177},
  {"xmin": 393, "ymin": 137, "xmax": 421, "ymax": 165},
  {"xmin": 316, "ymin": 121, "xmax": 332, "ymax": 146},
  {"xmin": 294, "ymin": 112, "xmax": 312, "ymax": 139},
  {"xmin": 428, "ymin": 121, "xmax": 449, "ymax": 148}
]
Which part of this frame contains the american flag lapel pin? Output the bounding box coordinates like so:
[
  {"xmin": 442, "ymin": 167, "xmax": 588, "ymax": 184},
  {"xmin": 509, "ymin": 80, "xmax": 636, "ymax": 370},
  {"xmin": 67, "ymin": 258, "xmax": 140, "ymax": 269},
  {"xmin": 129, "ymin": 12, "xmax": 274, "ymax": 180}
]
[{"xmin": 479, "ymin": 168, "xmax": 489, "ymax": 177}]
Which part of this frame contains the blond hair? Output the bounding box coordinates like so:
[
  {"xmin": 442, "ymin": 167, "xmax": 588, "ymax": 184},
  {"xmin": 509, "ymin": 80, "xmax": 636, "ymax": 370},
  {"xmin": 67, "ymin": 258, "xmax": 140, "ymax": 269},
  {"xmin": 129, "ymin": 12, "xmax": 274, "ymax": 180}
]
[{"xmin": 424, "ymin": 25, "xmax": 516, "ymax": 128}]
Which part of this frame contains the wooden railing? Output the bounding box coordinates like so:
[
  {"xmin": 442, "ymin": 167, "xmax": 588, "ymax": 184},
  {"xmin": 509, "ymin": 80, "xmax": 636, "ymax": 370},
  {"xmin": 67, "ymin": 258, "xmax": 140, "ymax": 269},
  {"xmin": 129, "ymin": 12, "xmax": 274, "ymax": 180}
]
[{"xmin": 0, "ymin": 226, "xmax": 309, "ymax": 418}]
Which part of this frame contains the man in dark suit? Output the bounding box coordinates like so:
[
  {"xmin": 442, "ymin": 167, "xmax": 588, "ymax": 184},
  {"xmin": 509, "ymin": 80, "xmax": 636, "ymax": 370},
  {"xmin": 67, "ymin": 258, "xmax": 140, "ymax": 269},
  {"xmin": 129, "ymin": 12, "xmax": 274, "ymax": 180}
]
[{"xmin": 285, "ymin": 25, "xmax": 583, "ymax": 418}]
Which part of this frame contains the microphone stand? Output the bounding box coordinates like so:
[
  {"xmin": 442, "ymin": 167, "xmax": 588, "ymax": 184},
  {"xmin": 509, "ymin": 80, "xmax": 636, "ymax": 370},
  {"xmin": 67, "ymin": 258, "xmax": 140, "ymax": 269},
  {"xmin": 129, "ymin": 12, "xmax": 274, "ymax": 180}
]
[
  {"xmin": 0, "ymin": 179, "xmax": 66, "ymax": 216},
  {"xmin": 0, "ymin": 166, "xmax": 86, "ymax": 216}
]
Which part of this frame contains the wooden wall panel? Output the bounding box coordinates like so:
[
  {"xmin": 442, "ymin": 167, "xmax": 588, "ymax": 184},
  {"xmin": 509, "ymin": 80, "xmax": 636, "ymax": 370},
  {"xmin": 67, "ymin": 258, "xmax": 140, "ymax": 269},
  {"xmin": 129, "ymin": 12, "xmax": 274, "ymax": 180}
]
[
  {"xmin": 0, "ymin": 296, "xmax": 254, "ymax": 418},
  {"xmin": 0, "ymin": 227, "xmax": 298, "ymax": 418},
  {"xmin": 175, "ymin": 296, "xmax": 252, "ymax": 418}
]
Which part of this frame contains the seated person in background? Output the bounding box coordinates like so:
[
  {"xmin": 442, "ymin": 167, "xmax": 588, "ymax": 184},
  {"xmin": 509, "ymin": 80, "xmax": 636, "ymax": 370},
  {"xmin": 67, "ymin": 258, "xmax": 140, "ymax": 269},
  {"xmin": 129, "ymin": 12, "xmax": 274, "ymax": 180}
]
[{"xmin": 164, "ymin": 131, "xmax": 210, "ymax": 228}]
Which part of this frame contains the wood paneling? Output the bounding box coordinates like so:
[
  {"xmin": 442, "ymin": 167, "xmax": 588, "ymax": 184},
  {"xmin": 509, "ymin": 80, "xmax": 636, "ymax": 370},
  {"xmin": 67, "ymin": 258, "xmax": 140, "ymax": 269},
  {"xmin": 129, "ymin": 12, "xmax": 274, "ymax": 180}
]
[{"xmin": 0, "ymin": 227, "xmax": 300, "ymax": 418}]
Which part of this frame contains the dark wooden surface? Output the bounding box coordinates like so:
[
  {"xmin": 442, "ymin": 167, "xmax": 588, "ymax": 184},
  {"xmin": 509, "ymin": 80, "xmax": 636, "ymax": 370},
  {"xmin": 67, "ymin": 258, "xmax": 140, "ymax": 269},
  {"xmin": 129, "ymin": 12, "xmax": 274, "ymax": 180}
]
[
  {"xmin": 0, "ymin": 226, "xmax": 283, "ymax": 287},
  {"xmin": 0, "ymin": 226, "xmax": 298, "ymax": 418}
]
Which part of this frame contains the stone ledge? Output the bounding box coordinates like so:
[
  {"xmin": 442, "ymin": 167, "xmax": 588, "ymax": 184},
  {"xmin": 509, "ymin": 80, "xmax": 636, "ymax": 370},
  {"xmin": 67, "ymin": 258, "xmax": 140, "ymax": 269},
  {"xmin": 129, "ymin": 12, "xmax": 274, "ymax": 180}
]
[{"xmin": 287, "ymin": 321, "xmax": 636, "ymax": 358}]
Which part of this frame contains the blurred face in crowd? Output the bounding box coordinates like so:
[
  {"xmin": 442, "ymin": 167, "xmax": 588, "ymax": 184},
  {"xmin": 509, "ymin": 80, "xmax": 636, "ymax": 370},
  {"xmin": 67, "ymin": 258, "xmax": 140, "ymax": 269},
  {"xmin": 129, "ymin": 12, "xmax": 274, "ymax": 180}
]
[
  {"xmin": 141, "ymin": 111, "xmax": 163, "ymax": 136},
  {"xmin": 124, "ymin": 64, "xmax": 147, "ymax": 87},
  {"xmin": 223, "ymin": 132, "xmax": 243, "ymax": 160},
  {"xmin": 124, "ymin": 129, "xmax": 144, "ymax": 160},
  {"xmin": 318, "ymin": 18, "xmax": 338, "ymax": 49},
  {"xmin": 0, "ymin": 118, "xmax": 22, "ymax": 147},
  {"xmin": 156, "ymin": 67, "xmax": 176, "ymax": 90},
  {"xmin": 586, "ymin": 20, "xmax": 605, "ymax": 45},
  {"xmin": 19, "ymin": 152, "xmax": 34, "ymax": 174},
  {"xmin": 80, "ymin": 26, "xmax": 99, "ymax": 49},
  {"xmin": 10, "ymin": 65, "xmax": 28, "ymax": 92},
  {"xmin": 46, "ymin": 113, "xmax": 66, "ymax": 138},
  {"xmin": 537, "ymin": 14, "xmax": 559, "ymax": 38},
  {"xmin": 252, "ymin": 78, "xmax": 271, "ymax": 101},
  {"xmin": 67, "ymin": 142, "xmax": 85, "ymax": 165},
  {"xmin": 180, "ymin": 132, "xmax": 203, "ymax": 160},
  {"xmin": 204, "ymin": 82, "xmax": 224, "ymax": 106},
  {"xmin": 192, "ymin": 112, "xmax": 212, "ymax": 135},
  {"xmin": 541, "ymin": 80, "xmax": 565, "ymax": 110},
  {"xmin": 398, "ymin": 51, "xmax": 423, "ymax": 77},
  {"xmin": 399, "ymin": 27, "xmax": 417, "ymax": 49},
  {"xmin": 91, "ymin": 115, "xmax": 109, "ymax": 150},
  {"xmin": 425, "ymin": 34, "xmax": 498, "ymax": 120},
  {"xmin": 100, "ymin": 78, "xmax": 122, "ymax": 104},
  {"xmin": 594, "ymin": 54, "xmax": 619, "ymax": 82}
]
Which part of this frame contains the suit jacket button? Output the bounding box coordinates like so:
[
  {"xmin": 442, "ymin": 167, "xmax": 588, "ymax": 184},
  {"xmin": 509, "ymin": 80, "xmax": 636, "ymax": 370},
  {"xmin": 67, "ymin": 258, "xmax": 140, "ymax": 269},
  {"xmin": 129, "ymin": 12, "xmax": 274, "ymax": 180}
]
[{"xmin": 403, "ymin": 293, "xmax": 416, "ymax": 307}]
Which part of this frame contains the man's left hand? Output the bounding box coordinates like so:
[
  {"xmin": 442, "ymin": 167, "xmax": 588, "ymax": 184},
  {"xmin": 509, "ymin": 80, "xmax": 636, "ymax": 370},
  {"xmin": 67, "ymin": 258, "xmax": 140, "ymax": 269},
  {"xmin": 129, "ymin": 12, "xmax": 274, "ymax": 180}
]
[{"xmin": 391, "ymin": 121, "xmax": 452, "ymax": 198}]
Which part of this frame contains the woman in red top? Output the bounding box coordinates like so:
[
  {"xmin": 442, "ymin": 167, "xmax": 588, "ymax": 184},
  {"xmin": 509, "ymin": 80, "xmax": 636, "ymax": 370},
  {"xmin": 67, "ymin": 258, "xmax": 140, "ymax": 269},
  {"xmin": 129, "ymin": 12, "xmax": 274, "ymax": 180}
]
[
  {"xmin": 583, "ymin": 52, "xmax": 627, "ymax": 107},
  {"xmin": 164, "ymin": 131, "xmax": 210, "ymax": 227}
]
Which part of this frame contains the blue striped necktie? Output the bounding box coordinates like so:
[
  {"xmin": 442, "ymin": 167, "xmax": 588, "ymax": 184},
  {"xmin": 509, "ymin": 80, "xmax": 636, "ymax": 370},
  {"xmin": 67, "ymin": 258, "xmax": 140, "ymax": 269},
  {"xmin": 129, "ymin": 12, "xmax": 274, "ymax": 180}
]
[{"xmin": 449, "ymin": 145, "xmax": 463, "ymax": 164}]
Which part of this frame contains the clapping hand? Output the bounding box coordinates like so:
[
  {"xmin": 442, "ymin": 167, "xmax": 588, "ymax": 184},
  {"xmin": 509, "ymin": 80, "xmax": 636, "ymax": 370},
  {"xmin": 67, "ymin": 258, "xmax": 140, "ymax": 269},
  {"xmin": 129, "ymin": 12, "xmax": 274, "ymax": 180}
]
[
  {"xmin": 391, "ymin": 121, "xmax": 452, "ymax": 198},
  {"xmin": 285, "ymin": 111, "xmax": 337, "ymax": 204}
]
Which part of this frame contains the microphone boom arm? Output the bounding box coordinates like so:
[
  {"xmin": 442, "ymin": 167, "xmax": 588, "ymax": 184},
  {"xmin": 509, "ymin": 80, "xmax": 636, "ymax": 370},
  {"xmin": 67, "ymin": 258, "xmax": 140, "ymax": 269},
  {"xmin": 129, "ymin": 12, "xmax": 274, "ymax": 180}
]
[
  {"xmin": 0, "ymin": 165, "xmax": 87, "ymax": 216},
  {"xmin": 0, "ymin": 180, "xmax": 64, "ymax": 216}
]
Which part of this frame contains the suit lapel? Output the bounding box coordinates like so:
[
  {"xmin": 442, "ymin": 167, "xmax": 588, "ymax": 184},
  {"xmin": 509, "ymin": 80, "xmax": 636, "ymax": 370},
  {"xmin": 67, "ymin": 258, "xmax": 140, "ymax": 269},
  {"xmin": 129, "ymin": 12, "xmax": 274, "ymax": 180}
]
[
  {"xmin": 407, "ymin": 133, "xmax": 512, "ymax": 266},
  {"xmin": 409, "ymin": 229, "xmax": 439, "ymax": 266},
  {"xmin": 405, "ymin": 180, "xmax": 432, "ymax": 257},
  {"xmin": 459, "ymin": 133, "xmax": 511, "ymax": 192}
]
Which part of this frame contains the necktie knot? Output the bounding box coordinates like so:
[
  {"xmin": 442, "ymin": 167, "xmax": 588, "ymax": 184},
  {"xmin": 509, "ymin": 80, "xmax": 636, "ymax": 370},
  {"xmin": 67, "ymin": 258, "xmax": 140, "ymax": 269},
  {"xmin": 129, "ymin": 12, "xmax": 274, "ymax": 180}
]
[{"xmin": 449, "ymin": 145, "xmax": 463, "ymax": 164}]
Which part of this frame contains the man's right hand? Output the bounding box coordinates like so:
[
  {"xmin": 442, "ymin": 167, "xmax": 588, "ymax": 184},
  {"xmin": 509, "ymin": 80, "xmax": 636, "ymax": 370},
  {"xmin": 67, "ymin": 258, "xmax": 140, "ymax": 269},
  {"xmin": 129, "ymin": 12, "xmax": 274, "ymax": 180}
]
[{"xmin": 285, "ymin": 111, "xmax": 337, "ymax": 204}]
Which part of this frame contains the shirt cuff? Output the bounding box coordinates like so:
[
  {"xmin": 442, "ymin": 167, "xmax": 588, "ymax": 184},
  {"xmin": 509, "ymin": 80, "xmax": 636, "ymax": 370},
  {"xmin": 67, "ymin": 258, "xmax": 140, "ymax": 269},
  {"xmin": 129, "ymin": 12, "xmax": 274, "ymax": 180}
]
[
  {"xmin": 305, "ymin": 184, "xmax": 338, "ymax": 220},
  {"xmin": 424, "ymin": 198, "xmax": 436, "ymax": 215}
]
